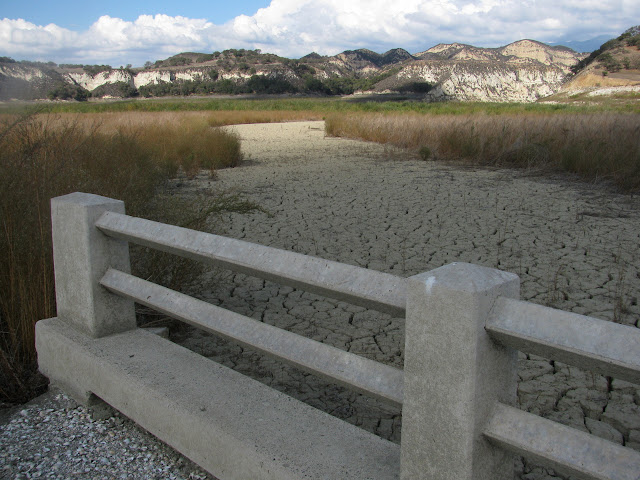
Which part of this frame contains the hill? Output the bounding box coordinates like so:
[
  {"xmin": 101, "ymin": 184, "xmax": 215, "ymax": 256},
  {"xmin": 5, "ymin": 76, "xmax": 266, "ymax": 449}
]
[
  {"xmin": 549, "ymin": 26, "xmax": 640, "ymax": 100},
  {"xmin": 0, "ymin": 40, "xmax": 585, "ymax": 103}
]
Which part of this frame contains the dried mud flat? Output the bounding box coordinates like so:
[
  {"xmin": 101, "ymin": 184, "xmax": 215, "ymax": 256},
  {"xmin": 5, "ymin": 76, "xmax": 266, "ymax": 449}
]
[{"xmin": 168, "ymin": 121, "xmax": 640, "ymax": 479}]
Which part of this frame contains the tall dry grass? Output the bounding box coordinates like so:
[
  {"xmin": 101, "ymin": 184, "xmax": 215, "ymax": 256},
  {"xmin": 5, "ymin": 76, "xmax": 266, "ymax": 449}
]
[
  {"xmin": 0, "ymin": 112, "xmax": 244, "ymax": 403},
  {"xmin": 325, "ymin": 112, "xmax": 640, "ymax": 191}
]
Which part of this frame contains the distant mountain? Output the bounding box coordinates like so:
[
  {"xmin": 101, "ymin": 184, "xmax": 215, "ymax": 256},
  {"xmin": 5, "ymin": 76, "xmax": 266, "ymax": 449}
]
[
  {"xmin": 548, "ymin": 35, "xmax": 615, "ymax": 54},
  {"xmin": 376, "ymin": 40, "xmax": 583, "ymax": 102},
  {"xmin": 0, "ymin": 40, "xmax": 585, "ymax": 103},
  {"xmin": 413, "ymin": 39, "xmax": 579, "ymax": 73},
  {"xmin": 327, "ymin": 48, "xmax": 415, "ymax": 74}
]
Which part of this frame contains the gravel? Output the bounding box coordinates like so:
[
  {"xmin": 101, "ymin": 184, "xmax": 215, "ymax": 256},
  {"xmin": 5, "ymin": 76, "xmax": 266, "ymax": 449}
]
[{"xmin": 0, "ymin": 388, "xmax": 216, "ymax": 480}]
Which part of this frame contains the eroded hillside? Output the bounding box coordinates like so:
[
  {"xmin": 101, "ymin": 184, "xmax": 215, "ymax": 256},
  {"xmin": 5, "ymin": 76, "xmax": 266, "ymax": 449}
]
[
  {"xmin": 553, "ymin": 26, "xmax": 640, "ymax": 100},
  {"xmin": 0, "ymin": 40, "xmax": 585, "ymax": 103}
]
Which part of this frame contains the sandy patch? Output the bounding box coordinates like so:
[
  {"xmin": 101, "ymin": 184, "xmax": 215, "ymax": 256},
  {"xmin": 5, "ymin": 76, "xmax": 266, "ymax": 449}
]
[{"xmin": 170, "ymin": 121, "xmax": 640, "ymax": 478}]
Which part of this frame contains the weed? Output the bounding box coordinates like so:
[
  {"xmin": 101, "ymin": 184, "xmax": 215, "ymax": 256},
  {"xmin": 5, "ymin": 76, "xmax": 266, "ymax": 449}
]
[
  {"xmin": 418, "ymin": 146, "xmax": 432, "ymax": 161},
  {"xmin": 0, "ymin": 112, "xmax": 244, "ymax": 404}
]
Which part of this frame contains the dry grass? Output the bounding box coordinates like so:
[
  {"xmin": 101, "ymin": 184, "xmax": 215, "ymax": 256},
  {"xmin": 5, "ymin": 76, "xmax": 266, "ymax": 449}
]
[
  {"xmin": 568, "ymin": 73, "xmax": 640, "ymax": 89},
  {"xmin": 326, "ymin": 112, "xmax": 640, "ymax": 191},
  {"xmin": 37, "ymin": 112, "xmax": 245, "ymax": 177},
  {"xmin": 48, "ymin": 110, "xmax": 323, "ymax": 130},
  {"xmin": 0, "ymin": 112, "xmax": 244, "ymax": 403}
]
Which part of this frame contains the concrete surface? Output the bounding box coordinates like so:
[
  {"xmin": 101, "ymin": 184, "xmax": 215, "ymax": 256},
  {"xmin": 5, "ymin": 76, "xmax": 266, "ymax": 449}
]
[
  {"xmin": 96, "ymin": 210, "xmax": 406, "ymax": 316},
  {"xmin": 51, "ymin": 193, "xmax": 135, "ymax": 338},
  {"xmin": 100, "ymin": 268, "xmax": 404, "ymax": 407},
  {"xmin": 487, "ymin": 297, "xmax": 640, "ymax": 384},
  {"xmin": 36, "ymin": 317, "xmax": 400, "ymax": 480},
  {"xmin": 485, "ymin": 402, "xmax": 640, "ymax": 480},
  {"xmin": 401, "ymin": 263, "xmax": 520, "ymax": 480}
]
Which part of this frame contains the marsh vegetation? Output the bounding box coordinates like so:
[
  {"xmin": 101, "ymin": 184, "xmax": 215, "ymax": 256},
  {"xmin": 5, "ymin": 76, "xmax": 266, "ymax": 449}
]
[
  {"xmin": 0, "ymin": 111, "xmax": 247, "ymax": 403},
  {"xmin": 1, "ymin": 97, "xmax": 638, "ymax": 404}
]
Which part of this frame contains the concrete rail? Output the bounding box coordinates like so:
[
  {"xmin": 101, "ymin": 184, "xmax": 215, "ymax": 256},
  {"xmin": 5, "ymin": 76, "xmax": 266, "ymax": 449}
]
[
  {"xmin": 95, "ymin": 211, "xmax": 407, "ymax": 317},
  {"xmin": 100, "ymin": 268, "xmax": 404, "ymax": 407},
  {"xmin": 486, "ymin": 297, "xmax": 640, "ymax": 385},
  {"xmin": 485, "ymin": 402, "xmax": 640, "ymax": 480},
  {"xmin": 38, "ymin": 193, "xmax": 640, "ymax": 480},
  {"xmin": 36, "ymin": 318, "xmax": 400, "ymax": 480}
]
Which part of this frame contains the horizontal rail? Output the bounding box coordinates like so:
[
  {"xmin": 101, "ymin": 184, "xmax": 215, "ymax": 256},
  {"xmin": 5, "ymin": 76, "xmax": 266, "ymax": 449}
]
[
  {"xmin": 96, "ymin": 211, "xmax": 406, "ymax": 317},
  {"xmin": 100, "ymin": 269, "xmax": 404, "ymax": 407},
  {"xmin": 486, "ymin": 297, "xmax": 640, "ymax": 384},
  {"xmin": 484, "ymin": 402, "xmax": 640, "ymax": 480}
]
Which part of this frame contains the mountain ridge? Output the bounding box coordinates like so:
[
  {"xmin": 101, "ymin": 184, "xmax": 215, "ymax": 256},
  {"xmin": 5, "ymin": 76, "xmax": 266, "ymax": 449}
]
[{"xmin": 0, "ymin": 39, "xmax": 587, "ymax": 102}]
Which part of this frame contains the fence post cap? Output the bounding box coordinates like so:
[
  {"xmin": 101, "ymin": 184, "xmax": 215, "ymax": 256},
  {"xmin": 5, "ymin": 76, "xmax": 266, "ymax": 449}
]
[
  {"xmin": 52, "ymin": 192, "xmax": 121, "ymax": 207},
  {"xmin": 409, "ymin": 262, "xmax": 519, "ymax": 294}
]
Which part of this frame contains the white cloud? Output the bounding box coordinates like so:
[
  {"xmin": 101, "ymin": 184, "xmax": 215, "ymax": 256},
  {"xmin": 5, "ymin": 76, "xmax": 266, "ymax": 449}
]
[{"xmin": 0, "ymin": 1, "xmax": 637, "ymax": 66}]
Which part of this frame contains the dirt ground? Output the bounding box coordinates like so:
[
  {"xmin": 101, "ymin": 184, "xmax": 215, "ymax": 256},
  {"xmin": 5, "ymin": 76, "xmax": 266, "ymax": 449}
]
[{"xmin": 169, "ymin": 121, "xmax": 640, "ymax": 479}]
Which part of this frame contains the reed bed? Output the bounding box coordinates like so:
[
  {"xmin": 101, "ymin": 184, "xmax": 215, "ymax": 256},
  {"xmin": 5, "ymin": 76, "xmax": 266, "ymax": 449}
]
[
  {"xmin": 50, "ymin": 110, "xmax": 323, "ymax": 128},
  {"xmin": 0, "ymin": 112, "xmax": 244, "ymax": 403},
  {"xmin": 325, "ymin": 112, "xmax": 640, "ymax": 191}
]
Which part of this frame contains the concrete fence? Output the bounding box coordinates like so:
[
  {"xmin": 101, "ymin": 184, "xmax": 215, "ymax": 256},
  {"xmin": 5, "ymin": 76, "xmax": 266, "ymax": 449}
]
[{"xmin": 36, "ymin": 192, "xmax": 640, "ymax": 480}]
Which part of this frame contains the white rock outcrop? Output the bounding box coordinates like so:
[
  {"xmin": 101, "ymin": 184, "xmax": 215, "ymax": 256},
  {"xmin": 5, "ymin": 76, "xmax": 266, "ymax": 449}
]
[
  {"xmin": 68, "ymin": 70, "xmax": 134, "ymax": 90},
  {"xmin": 395, "ymin": 62, "xmax": 566, "ymax": 102}
]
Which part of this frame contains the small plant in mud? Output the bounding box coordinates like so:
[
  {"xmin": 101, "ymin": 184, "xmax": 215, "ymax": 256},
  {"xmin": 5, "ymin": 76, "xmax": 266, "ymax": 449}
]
[{"xmin": 418, "ymin": 146, "xmax": 432, "ymax": 161}]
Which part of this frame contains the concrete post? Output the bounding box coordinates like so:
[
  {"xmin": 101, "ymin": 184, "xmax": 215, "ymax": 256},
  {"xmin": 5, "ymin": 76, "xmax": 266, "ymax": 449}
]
[
  {"xmin": 51, "ymin": 192, "xmax": 135, "ymax": 337},
  {"xmin": 400, "ymin": 262, "xmax": 520, "ymax": 480}
]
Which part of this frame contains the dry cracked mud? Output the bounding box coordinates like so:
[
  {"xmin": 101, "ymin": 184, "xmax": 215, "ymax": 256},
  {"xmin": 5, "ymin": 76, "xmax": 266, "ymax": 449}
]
[{"xmin": 168, "ymin": 121, "xmax": 640, "ymax": 480}]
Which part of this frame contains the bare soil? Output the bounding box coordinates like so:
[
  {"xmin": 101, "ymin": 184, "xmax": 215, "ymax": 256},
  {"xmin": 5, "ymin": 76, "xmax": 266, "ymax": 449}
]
[{"xmin": 168, "ymin": 121, "xmax": 640, "ymax": 478}]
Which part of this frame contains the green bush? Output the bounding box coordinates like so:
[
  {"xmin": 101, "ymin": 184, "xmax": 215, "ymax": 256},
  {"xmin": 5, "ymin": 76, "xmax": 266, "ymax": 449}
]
[
  {"xmin": 91, "ymin": 82, "xmax": 139, "ymax": 98},
  {"xmin": 628, "ymin": 34, "xmax": 640, "ymax": 48},
  {"xmin": 599, "ymin": 53, "xmax": 622, "ymax": 72},
  {"xmin": 83, "ymin": 64, "xmax": 112, "ymax": 76},
  {"xmin": 246, "ymin": 75, "xmax": 297, "ymax": 94},
  {"xmin": 418, "ymin": 146, "xmax": 432, "ymax": 161},
  {"xmin": 47, "ymin": 84, "xmax": 90, "ymax": 101},
  {"xmin": 397, "ymin": 82, "xmax": 433, "ymax": 93}
]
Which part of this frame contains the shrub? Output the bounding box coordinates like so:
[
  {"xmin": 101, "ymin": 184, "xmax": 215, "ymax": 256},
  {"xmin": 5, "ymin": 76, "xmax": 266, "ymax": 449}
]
[
  {"xmin": 397, "ymin": 82, "xmax": 433, "ymax": 93},
  {"xmin": 418, "ymin": 146, "xmax": 432, "ymax": 161},
  {"xmin": 91, "ymin": 82, "xmax": 139, "ymax": 98},
  {"xmin": 83, "ymin": 64, "xmax": 112, "ymax": 76},
  {"xmin": 599, "ymin": 53, "xmax": 622, "ymax": 72},
  {"xmin": 628, "ymin": 34, "xmax": 640, "ymax": 48},
  {"xmin": 246, "ymin": 75, "xmax": 298, "ymax": 94},
  {"xmin": 47, "ymin": 83, "xmax": 90, "ymax": 101}
]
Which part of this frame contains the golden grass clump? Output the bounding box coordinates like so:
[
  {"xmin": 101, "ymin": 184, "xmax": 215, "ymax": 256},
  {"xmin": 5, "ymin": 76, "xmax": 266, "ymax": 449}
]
[
  {"xmin": 325, "ymin": 112, "xmax": 640, "ymax": 191},
  {"xmin": 0, "ymin": 112, "xmax": 243, "ymax": 403}
]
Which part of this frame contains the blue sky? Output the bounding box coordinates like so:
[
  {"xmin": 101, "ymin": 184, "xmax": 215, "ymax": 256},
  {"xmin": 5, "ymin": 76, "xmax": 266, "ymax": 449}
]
[
  {"xmin": 1, "ymin": 0, "xmax": 638, "ymax": 67},
  {"xmin": 1, "ymin": 0, "xmax": 269, "ymax": 30}
]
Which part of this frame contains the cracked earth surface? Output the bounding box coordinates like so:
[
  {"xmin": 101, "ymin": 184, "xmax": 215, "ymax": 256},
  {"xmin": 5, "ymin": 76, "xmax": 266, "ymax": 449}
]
[{"xmin": 171, "ymin": 121, "xmax": 640, "ymax": 479}]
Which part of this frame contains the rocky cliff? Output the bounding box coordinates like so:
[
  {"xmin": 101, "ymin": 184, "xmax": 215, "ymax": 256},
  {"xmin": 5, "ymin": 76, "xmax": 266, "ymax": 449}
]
[
  {"xmin": 0, "ymin": 62, "xmax": 65, "ymax": 100},
  {"xmin": 375, "ymin": 40, "xmax": 577, "ymax": 102},
  {"xmin": 376, "ymin": 60, "xmax": 566, "ymax": 102}
]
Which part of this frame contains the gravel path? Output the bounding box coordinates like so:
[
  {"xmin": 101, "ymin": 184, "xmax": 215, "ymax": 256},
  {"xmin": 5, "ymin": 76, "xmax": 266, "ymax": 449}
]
[
  {"xmin": 2, "ymin": 121, "xmax": 639, "ymax": 480},
  {"xmin": 0, "ymin": 388, "xmax": 214, "ymax": 479}
]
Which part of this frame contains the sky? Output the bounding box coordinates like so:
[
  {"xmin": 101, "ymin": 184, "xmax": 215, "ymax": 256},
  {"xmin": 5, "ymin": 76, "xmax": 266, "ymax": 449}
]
[{"xmin": 1, "ymin": 0, "xmax": 638, "ymax": 67}]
